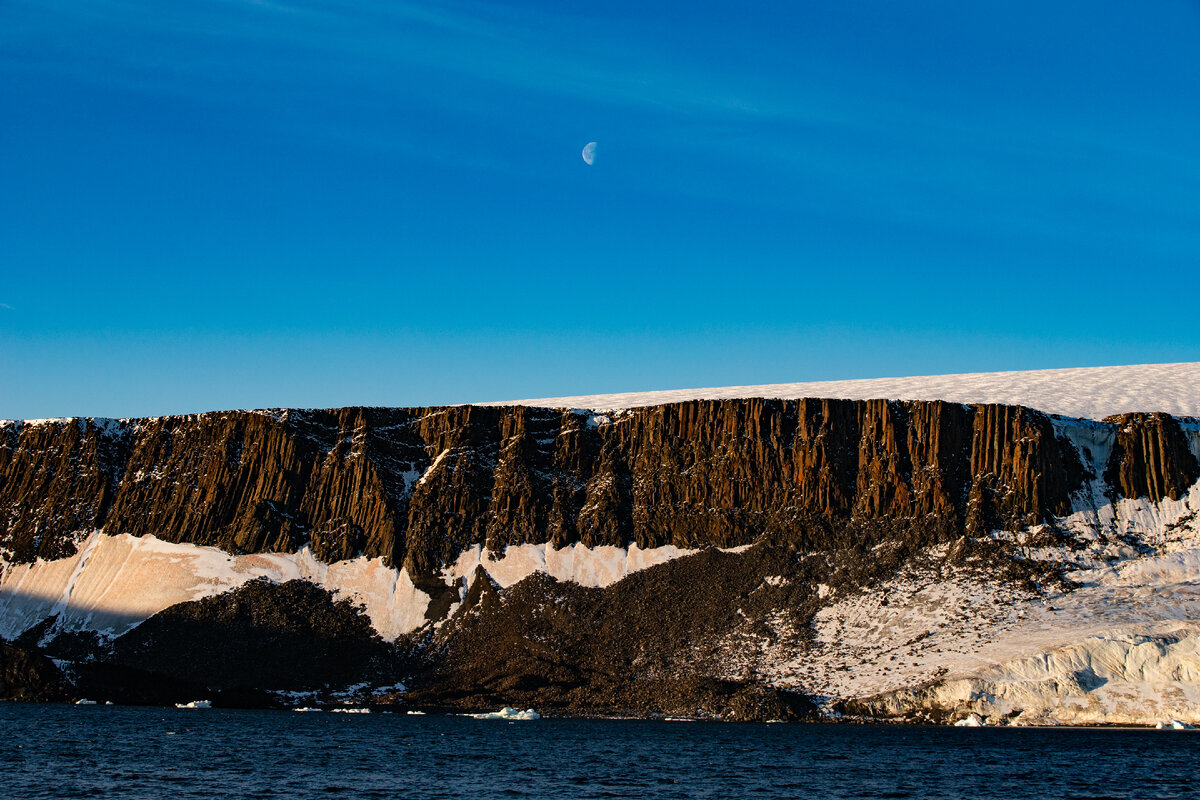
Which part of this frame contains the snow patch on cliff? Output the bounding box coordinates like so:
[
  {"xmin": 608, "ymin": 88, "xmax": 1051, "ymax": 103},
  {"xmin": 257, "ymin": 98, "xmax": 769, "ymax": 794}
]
[
  {"xmin": 0, "ymin": 534, "xmax": 432, "ymax": 642},
  {"xmin": 443, "ymin": 541, "xmax": 699, "ymax": 589},
  {"xmin": 0, "ymin": 535, "xmax": 709, "ymax": 643}
]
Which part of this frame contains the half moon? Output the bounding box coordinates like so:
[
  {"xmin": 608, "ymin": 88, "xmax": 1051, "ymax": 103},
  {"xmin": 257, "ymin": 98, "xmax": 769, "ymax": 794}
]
[{"xmin": 582, "ymin": 142, "xmax": 597, "ymax": 165}]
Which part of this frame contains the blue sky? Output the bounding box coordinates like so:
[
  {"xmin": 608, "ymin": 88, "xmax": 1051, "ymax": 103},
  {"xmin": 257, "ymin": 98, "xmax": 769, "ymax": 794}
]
[{"xmin": 2, "ymin": 0, "xmax": 1198, "ymax": 418}]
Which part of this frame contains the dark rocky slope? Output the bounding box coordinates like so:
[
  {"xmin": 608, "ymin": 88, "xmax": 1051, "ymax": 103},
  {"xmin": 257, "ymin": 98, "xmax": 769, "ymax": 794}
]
[
  {"xmin": 107, "ymin": 579, "xmax": 396, "ymax": 691},
  {"xmin": 0, "ymin": 641, "xmax": 68, "ymax": 702}
]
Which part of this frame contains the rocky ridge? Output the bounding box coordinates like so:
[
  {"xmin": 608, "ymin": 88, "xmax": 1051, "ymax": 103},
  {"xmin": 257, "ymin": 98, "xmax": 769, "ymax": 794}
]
[{"xmin": 4, "ymin": 399, "xmax": 1152, "ymax": 571}]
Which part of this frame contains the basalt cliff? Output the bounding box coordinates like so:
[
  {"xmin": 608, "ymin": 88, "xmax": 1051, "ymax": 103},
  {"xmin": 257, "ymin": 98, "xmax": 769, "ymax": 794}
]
[{"xmin": 2, "ymin": 397, "xmax": 1199, "ymax": 724}]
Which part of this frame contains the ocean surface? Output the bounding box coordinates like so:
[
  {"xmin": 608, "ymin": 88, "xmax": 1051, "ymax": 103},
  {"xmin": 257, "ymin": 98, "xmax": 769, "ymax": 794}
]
[{"xmin": 2, "ymin": 704, "xmax": 1197, "ymax": 799}]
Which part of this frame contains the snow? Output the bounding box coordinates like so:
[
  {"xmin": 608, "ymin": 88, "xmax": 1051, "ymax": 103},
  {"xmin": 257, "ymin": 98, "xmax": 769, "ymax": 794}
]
[
  {"xmin": 416, "ymin": 449, "xmax": 451, "ymax": 488},
  {"xmin": 735, "ymin": 472, "xmax": 1200, "ymax": 726},
  {"xmin": 0, "ymin": 533, "xmax": 433, "ymax": 642},
  {"xmin": 488, "ymin": 362, "xmax": 1200, "ymax": 421},
  {"xmin": 6, "ymin": 474, "xmax": 1200, "ymax": 725},
  {"xmin": 443, "ymin": 541, "xmax": 700, "ymax": 590},
  {"xmin": 0, "ymin": 534, "xmax": 710, "ymax": 643}
]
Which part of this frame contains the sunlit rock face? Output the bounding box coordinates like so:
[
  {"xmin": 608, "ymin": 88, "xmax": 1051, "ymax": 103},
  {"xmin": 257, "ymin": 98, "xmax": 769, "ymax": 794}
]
[
  {"xmin": 2, "ymin": 365, "xmax": 1199, "ymax": 722},
  {"xmin": 1, "ymin": 398, "xmax": 1097, "ymax": 570}
]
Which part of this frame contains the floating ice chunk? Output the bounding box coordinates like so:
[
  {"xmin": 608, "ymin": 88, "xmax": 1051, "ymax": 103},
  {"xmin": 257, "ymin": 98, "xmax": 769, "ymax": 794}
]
[
  {"xmin": 175, "ymin": 700, "xmax": 212, "ymax": 709},
  {"xmin": 406, "ymin": 710, "xmax": 426, "ymax": 715},
  {"xmin": 292, "ymin": 707, "xmax": 322, "ymax": 712},
  {"xmin": 74, "ymin": 699, "xmax": 97, "ymax": 705},
  {"xmin": 953, "ymin": 714, "xmax": 985, "ymax": 727},
  {"xmin": 1157, "ymin": 720, "xmax": 1194, "ymax": 729},
  {"xmin": 331, "ymin": 707, "xmax": 370, "ymax": 714},
  {"xmin": 464, "ymin": 707, "xmax": 540, "ymax": 720}
]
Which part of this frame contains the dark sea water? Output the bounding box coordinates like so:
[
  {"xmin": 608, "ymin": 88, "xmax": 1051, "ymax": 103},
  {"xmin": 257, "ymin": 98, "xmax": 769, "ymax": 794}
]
[{"xmin": 2, "ymin": 704, "xmax": 1197, "ymax": 800}]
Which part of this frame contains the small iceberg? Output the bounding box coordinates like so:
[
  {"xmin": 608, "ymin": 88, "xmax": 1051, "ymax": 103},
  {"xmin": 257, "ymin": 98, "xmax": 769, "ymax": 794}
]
[
  {"xmin": 953, "ymin": 714, "xmax": 985, "ymax": 727},
  {"xmin": 75, "ymin": 699, "xmax": 97, "ymax": 705},
  {"xmin": 406, "ymin": 710, "xmax": 426, "ymax": 715},
  {"xmin": 292, "ymin": 707, "xmax": 322, "ymax": 713},
  {"xmin": 331, "ymin": 707, "xmax": 371, "ymax": 714},
  {"xmin": 1156, "ymin": 720, "xmax": 1194, "ymax": 730},
  {"xmin": 175, "ymin": 700, "xmax": 212, "ymax": 709},
  {"xmin": 464, "ymin": 707, "xmax": 540, "ymax": 721}
]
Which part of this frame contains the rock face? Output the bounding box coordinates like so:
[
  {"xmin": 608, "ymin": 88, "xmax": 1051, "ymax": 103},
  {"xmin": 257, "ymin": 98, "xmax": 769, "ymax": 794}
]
[
  {"xmin": 1, "ymin": 399, "xmax": 1124, "ymax": 575},
  {"xmin": 2, "ymin": 398, "xmax": 1199, "ymax": 720},
  {"xmin": 1103, "ymin": 413, "xmax": 1200, "ymax": 502}
]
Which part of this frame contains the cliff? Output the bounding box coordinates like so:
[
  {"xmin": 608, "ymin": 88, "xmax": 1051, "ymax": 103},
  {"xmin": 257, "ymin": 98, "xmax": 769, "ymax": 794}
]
[
  {"xmin": 2, "ymin": 398, "xmax": 1198, "ymax": 721},
  {"xmin": 1, "ymin": 398, "xmax": 1136, "ymax": 572}
]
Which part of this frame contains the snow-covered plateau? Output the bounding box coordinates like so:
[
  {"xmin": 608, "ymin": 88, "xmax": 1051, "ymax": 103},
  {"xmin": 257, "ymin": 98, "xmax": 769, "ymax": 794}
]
[
  {"xmin": 2, "ymin": 362, "xmax": 1200, "ymax": 723},
  {"xmin": 496, "ymin": 361, "xmax": 1200, "ymax": 421}
]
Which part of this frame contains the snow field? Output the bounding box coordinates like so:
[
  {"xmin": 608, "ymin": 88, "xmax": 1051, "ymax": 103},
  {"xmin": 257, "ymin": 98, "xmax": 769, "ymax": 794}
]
[{"xmin": 492, "ymin": 362, "xmax": 1200, "ymax": 421}]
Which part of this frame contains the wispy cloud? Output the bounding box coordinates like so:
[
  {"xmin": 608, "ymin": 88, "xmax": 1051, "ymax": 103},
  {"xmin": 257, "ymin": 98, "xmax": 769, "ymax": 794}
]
[
  {"xmin": 7, "ymin": 0, "xmax": 1197, "ymax": 246},
  {"xmin": 5, "ymin": 0, "xmax": 829, "ymax": 131}
]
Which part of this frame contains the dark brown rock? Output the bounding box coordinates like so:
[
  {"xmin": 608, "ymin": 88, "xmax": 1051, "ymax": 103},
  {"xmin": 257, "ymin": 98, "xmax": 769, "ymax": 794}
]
[
  {"xmin": 3, "ymin": 398, "xmax": 1189, "ymax": 576},
  {"xmin": 1103, "ymin": 413, "xmax": 1200, "ymax": 502},
  {"xmin": 0, "ymin": 418, "xmax": 131, "ymax": 562}
]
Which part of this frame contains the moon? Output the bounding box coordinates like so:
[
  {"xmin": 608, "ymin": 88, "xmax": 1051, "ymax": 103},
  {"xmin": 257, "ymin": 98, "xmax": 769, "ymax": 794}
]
[{"xmin": 582, "ymin": 142, "xmax": 597, "ymax": 165}]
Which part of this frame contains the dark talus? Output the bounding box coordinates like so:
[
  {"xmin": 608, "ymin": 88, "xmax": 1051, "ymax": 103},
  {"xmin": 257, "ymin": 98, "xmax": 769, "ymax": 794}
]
[
  {"xmin": 400, "ymin": 531, "xmax": 1037, "ymax": 720},
  {"xmin": 107, "ymin": 579, "xmax": 396, "ymax": 691},
  {"xmin": 0, "ymin": 641, "xmax": 69, "ymax": 701},
  {"xmin": 2, "ymin": 399, "xmax": 1126, "ymax": 575},
  {"xmin": 401, "ymin": 544, "xmax": 822, "ymax": 719}
]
